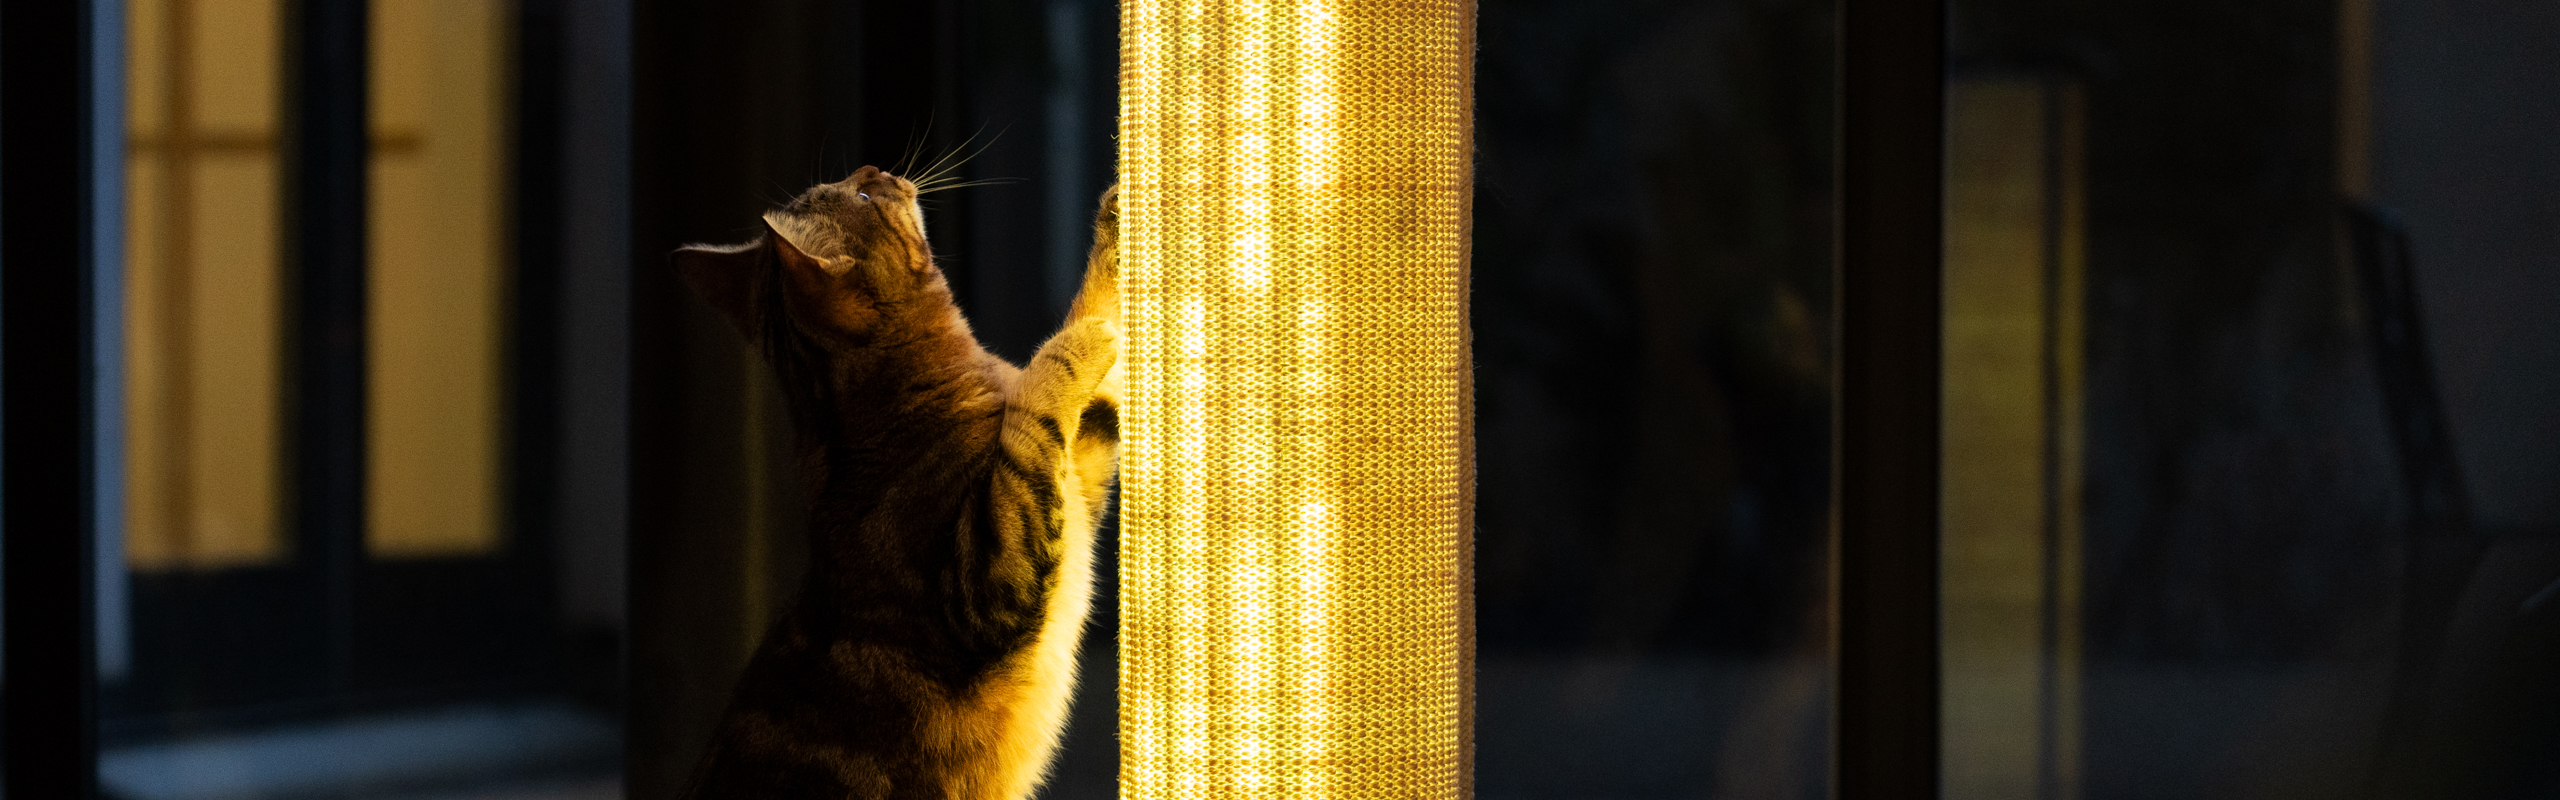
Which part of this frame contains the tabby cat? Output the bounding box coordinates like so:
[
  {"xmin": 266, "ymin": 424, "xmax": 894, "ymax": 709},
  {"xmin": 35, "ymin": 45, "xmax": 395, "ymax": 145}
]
[{"xmin": 669, "ymin": 165, "xmax": 1123, "ymax": 799}]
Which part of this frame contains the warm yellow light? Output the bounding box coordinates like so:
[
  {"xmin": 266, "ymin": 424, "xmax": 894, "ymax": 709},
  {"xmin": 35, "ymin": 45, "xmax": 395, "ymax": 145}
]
[{"xmin": 1117, "ymin": 0, "xmax": 1474, "ymax": 797}]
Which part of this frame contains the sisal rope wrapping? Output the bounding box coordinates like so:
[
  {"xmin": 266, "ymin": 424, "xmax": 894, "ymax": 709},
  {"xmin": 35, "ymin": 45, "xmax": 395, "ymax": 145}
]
[{"xmin": 1117, "ymin": 0, "xmax": 1475, "ymax": 796}]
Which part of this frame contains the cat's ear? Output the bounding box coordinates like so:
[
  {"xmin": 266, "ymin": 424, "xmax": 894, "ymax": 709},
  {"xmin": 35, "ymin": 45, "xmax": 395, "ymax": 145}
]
[
  {"xmin": 761, "ymin": 220, "xmax": 835, "ymax": 276},
  {"xmin": 672, "ymin": 222, "xmax": 835, "ymax": 338},
  {"xmin": 671, "ymin": 241, "xmax": 762, "ymax": 337}
]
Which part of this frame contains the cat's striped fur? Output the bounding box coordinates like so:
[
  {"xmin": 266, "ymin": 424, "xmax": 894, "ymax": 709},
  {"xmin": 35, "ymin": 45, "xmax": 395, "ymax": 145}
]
[{"xmin": 670, "ymin": 166, "xmax": 1122, "ymax": 800}]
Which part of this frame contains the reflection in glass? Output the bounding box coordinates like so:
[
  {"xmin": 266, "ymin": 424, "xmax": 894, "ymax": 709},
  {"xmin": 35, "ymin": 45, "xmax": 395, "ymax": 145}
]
[
  {"xmin": 1471, "ymin": 1, "xmax": 1836, "ymax": 796},
  {"xmin": 1946, "ymin": 1, "xmax": 2560, "ymax": 797},
  {"xmin": 1943, "ymin": 75, "xmax": 2086, "ymax": 800}
]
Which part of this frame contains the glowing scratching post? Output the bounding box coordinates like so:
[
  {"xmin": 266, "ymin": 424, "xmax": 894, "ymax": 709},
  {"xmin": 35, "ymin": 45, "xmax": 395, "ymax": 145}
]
[{"xmin": 1117, "ymin": 0, "xmax": 1475, "ymax": 796}]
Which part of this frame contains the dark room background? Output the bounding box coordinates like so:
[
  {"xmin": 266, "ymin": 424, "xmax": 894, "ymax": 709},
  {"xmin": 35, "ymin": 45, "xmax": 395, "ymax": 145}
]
[{"xmin": 26, "ymin": 0, "xmax": 2557, "ymax": 798}]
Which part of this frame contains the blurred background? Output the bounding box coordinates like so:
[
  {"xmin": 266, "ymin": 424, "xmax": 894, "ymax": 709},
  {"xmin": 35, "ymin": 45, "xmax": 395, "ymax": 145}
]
[{"xmin": 38, "ymin": 0, "xmax": 2558, "ymax": 797}]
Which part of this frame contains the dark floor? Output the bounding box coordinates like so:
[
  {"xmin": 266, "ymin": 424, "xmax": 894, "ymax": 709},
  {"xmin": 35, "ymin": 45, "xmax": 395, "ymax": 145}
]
[{"xmin": 97, "ymin": 702, "xmax": 617, "ymax": 800}]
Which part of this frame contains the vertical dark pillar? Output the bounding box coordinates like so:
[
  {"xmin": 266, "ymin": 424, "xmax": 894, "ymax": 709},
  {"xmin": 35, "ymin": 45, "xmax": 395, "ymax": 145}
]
[
  {"xmin": 1835, "ymin": 0, "xmax": 1944, "ymax": 797},
  {"xmin": 2, "ymin": 0, "xmax": 102, "ymax": 797},
  {"xmin": 861, "ymin": 1, "xmax": 943, "ymax": 164},
  {"xmin": 627, "ymin": 0, "xmax": 884, "ymax": 797},
  {"xmin": 628, "ymin": 3, "xmax": 770, "ymax": 791},
  {"xmin": 554, "ymin": 0, "xmax": 636, "ymax": 711},
  {"xmin": 296, "ymin": 0, "xmax": 370, "ymax": 701},
  {"xmin": 514, "ymin": 0, "xmax": 571, "ymax": 644},
  {"xmin": 863, "ymin": 0, "xmax": 970, "ymax": 308},
  {"xmin": 955, "ymin": 0, "xmax": 1102, "ymax": 360}
]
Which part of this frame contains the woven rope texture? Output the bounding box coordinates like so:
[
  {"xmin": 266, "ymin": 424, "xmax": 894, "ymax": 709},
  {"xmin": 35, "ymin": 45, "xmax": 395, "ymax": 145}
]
[{"xmin": 1118, "ymin": 0, "xmax": 1474, "ymax": 797}]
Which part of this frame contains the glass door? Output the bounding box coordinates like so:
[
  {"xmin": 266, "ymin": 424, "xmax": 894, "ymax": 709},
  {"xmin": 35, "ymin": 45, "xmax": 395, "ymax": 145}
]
[
  {"xmin": 97, "ymin": 1, "xmax": 613, "ymax": 796},
  {"xmin": 1938, "ymin": 1, "xmax": 2560, "ymax": 797}
]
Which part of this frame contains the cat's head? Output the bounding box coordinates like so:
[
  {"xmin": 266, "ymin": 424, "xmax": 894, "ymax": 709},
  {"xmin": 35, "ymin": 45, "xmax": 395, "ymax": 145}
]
[{"xmin": 672, "ymin": 165, "xmax": 954, "ymax": 352}]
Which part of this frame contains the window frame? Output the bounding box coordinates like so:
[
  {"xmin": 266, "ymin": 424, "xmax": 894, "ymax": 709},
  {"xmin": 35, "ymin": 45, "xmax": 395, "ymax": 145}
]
[
  {"xmin": 1, "ymin": 0, "xmax": 573, "ymax": 747},
  {"xmin": 1834, "ymin": 0, "xmax": 1949, "ymax": 797},
  {"xmin": 3, "ymin": 0, "xmax": 109, "ymax": 793}
]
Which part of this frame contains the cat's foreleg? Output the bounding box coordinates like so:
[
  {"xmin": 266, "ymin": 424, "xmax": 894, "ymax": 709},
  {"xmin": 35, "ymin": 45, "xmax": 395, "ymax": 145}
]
[
  {"xmin": 1064, "ymin": 185, "xmax": 1119, "ymax": 326},
  {"xmin": 1064, "ymin": 185, "xmax": 1124, "ymax": 408},
  {"xmin": 993, "ymin": 318, "xmax": 1122, "ymax": 568},
  {"xmin": 1006, "ymin": 317, "xmax": 1120, "ymax": 457}
]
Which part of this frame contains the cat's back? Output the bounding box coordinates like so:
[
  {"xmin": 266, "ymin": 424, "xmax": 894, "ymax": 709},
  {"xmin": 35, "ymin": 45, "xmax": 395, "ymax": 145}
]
[
  {"xmin": 681, "ymin": 553, "xmax": 1055, "ymax": 800},
  {"xmin": 686, "ymin": 356, "xmax": 1083, "ymax": 800}
]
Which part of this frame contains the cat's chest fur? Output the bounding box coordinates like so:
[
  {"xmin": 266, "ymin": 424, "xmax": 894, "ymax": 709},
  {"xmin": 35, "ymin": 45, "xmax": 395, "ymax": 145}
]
[
  {"xmin": 686, "ymin": 365, "xmax": 1114, "ymax": 800},
  {"xmin": 867, "ymin": 387, "xmax": 1104, "ymax": 798}
]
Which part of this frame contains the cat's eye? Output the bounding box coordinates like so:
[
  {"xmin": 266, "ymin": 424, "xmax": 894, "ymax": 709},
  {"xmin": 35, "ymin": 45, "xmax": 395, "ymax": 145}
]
[{"xmin": 859, "ymin": 192, "xmax": 870, "ymax": 200}]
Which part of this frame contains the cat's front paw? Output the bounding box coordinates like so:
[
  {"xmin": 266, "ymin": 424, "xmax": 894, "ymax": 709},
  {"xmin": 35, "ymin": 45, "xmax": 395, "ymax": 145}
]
[
  {"xmin": 1057, "ymin": 317, "xmax": 1120, "ymax": 373},
  {"xmin": 1026, "ymin": 317, "xmax": 1120, "ymax": 405},
  {"xmin": 1066, "ymin": 186, "xmax": 1123, "ymax": 326},
  {"xmin": 1094, "ymin": 184, "xmax": 1120, "ymax": 231}
]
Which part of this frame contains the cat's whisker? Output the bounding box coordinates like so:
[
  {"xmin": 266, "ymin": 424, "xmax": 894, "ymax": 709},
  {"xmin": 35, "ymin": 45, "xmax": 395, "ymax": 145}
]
[
  {"xmin": 914, "ymin": 171, "xmax": 1008, "ymax": 187},
  {"xmin": 910, "ymin": 145, "xmax": 959, "ymax": 186},
  {"xmin": 892, "ymin": 116, "xmax": 934, "ymax": 177},
  {"xmin": 916, "ymin": 125, "xmax": 985, "ymax": 180},
  {"xmin": 914, "ymin": 125, "xmax": 1004, "ymax": 188},
  {"xmin": 764, "ymin": 177, "xmax": 802, "ymax": 207},
  {"xmin": 913, "ymin": 148, "xmax": 966, "ymax": 188},
  {"xmin": 808, "ymin": 131, "xmax": 834, "ymax": 192},
  {"xmin": 914, "ymin": 177, "xmax": 1024, "ymax": 195}
]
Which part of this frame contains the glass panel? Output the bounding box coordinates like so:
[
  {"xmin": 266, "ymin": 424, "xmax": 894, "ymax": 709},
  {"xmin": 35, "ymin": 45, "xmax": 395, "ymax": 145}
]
[
  {"xmin": 1470, "ymin": 1, "xmax": 1837, "ymax": 795},
  {"xmin": 124, "ymin": 0, "xmax": 288, "ymax": 572},
  {"xmin": 1945, "ymin": 1, "xmax": 2560, "ymax": 797},
  {"xmin": 366, "ymin": 0, "xmax": 509, "ymax": 559}
]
